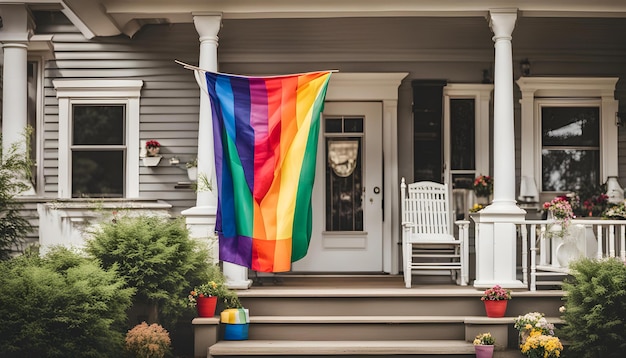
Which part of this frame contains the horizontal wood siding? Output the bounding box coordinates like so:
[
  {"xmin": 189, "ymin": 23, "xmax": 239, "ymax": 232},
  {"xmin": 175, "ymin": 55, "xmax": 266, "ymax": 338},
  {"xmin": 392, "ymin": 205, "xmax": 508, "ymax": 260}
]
[{"xmin": 42, "ymin": 23, "xmax": 201, "ymax": 215}]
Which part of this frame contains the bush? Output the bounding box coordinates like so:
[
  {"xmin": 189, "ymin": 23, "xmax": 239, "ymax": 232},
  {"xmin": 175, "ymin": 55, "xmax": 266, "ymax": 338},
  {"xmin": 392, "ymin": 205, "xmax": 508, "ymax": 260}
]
[
  {"xmin": 0, "ymin": 248, "xmax": 134, "ymax": 358},
  {"xmin": 125, "ymin": 322, "xmax": 171, "ymax": 358},
  {"xmin": 560, "ymin": 257, "xmax": 626, "ymax": 357},
  {"xmin": 85, "ymin": 215, "xmax": 212, "ymax": 327},
  {"xmin": 0, "ymin": 130, "xmax": 33, "ymax": 259}
]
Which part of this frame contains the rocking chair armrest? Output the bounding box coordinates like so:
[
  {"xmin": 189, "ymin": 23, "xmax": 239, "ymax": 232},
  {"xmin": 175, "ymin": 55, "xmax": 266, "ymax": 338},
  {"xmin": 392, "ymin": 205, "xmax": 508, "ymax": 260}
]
[
  {"xmin": 401, "ymin": 221, "xmax": 416, "ymax": 228},
  {"xmin": 454, "ymin": 220, "xmax": 470, "ymax": 227}
]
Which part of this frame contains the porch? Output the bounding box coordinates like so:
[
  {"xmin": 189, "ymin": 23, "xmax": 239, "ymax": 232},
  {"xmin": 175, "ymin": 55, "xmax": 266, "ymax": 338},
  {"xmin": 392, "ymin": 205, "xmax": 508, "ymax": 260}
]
[
  {"xmin": 193, "ymin": 216, "xmax": 626, "ymax": 357},
  {"xmin": 194, "ymin": 275, "xmax": 564, "ymax": 358}
]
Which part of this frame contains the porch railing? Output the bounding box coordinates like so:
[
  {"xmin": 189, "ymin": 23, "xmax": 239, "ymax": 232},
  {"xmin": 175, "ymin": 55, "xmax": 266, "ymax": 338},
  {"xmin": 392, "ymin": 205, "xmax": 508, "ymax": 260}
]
[{"xmin": 511, "ymin": 219, "xmax": 626, "ymax": 291}]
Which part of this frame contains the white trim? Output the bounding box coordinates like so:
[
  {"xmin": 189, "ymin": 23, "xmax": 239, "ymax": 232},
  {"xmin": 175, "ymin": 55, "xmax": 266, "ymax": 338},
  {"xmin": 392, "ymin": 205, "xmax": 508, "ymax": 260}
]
[
  {"xmin": 516, "ymin": 77, "xmax": 619, "ymax": 196},
  {"xmin": 53, "ymin": 79, "xmax": 143, "ymax": 198},
  {"xmin": 325, "ymin": 72, "xmax": 408, "ymax": 275},
  {"xmin": 443, "ymin": 84, "xmax": 494, "ymax": 180}
]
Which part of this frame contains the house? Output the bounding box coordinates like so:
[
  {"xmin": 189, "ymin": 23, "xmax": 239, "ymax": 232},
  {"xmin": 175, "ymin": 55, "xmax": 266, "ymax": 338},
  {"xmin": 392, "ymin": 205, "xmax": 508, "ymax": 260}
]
[{"xmin": 2, "ymin": 0, "xmax": 626, "ymax": 285}]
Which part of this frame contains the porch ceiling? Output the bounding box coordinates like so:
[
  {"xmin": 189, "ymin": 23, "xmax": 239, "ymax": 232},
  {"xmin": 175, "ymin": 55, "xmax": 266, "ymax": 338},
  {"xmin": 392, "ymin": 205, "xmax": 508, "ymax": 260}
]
[{"xmin": 24, "ymin": 0, "xmax": 626, "ymax": 38}]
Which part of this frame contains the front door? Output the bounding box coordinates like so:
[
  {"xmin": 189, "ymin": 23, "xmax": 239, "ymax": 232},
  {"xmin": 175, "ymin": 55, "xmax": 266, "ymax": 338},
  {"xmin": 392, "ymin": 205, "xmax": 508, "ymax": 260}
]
[{"xmin": 292, "ymin": 102, "xmax": 384, "ymax": 272}]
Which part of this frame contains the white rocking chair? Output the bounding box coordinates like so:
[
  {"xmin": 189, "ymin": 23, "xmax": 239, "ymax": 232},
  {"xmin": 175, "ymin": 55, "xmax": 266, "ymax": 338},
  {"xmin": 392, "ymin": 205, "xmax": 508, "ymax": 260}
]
[{"xmin": 400, "ymin": 178, "xmax": 469, "ymax": 288}]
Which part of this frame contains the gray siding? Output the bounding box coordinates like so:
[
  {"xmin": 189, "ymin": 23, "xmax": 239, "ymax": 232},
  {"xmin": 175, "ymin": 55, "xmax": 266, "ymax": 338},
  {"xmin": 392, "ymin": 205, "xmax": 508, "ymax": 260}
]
[{"xmin": 42, "ymin": 23, "xmax": 202, "ymax": 215}]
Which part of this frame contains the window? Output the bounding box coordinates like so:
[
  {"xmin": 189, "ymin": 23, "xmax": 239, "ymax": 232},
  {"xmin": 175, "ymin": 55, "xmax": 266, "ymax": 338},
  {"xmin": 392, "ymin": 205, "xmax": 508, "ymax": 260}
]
[
  {"xmin": 71, "ymin": 105, "xmax": 126, "ymax": 197},
  {"xmin": 54, "ymin": 80, "xmax": 143, "ymax": 199},
  {"xmin": 540, "ymin": 104, "xmax": 600, "ymax": 192}
]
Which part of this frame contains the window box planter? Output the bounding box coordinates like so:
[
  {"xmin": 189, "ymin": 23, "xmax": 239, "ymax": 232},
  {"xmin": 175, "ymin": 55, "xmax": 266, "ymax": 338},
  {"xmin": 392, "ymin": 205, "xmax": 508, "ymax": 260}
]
[{"xmin": 142, "ymin": 156, "xmax": 162, "ymax": 167}]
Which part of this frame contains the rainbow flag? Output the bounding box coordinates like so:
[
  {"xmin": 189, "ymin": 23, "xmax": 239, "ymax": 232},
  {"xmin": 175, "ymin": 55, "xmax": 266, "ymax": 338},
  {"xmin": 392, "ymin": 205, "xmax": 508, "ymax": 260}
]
[{"xmin": 203, "ymin": 70, "xmax": 332, "ymax": 272}]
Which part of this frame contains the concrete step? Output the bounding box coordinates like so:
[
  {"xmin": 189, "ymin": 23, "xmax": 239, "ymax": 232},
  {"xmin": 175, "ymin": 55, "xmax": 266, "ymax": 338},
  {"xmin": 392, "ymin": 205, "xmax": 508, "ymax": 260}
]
[
  {"xmin": 207, "ymin": 340, "xmax": 527, "ymax": 357},
  {"xmin": 208, "ymin": 340, "xmax": 476, "ymax": 357}
]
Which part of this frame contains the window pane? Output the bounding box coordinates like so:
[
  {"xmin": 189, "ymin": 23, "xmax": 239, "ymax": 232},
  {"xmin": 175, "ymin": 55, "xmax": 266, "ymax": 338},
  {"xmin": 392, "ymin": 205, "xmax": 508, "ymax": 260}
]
[
  {"xmin": 72, "ymin": 151, "xmax": 124, "ymax": 198},
  {"xmin": 344, "ymin": 118, "xmax": 363, "ymax": 133},
  {"xmin": 542, "ymin": 107, "xmax": 599, "ymax": 147},
  {"xmin": 326, "ymin": 138, "xmax": 363, "ymax": 231},
  {"xmin": 542, "ymin": 149, "xmax": 599, "ymax": 192},
  {"xmin": 73, "ymin": 105, "xmax": 125, "ymax": 145},
  {"xmin": 325, "ymin": 118, "xmax": 342, "ymax": 133},
  {"xmin": 450, "ymin": 99, "xmax": 475, "ymax": 170}
]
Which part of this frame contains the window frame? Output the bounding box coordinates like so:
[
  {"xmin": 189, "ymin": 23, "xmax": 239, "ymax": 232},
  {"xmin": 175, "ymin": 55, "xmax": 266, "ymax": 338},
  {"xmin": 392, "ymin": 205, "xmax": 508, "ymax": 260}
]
[
  {"xmin": 536, "ymin": 99, "xmax": 601, "ymax": 193},
  {"xmin": 517, "ymin": 77, "xmax": 619, "ymax": 202},
  {"xmin": 53, "ymin": 80, "xmax": 143, "ymax": 198}
]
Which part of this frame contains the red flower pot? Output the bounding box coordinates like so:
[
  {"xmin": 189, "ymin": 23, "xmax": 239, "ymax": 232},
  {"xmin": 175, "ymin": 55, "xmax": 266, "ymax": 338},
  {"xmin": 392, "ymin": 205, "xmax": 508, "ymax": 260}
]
[
  {"xmin": 196, "ymin": 296, "xmax": 218, "ymax": 317},
  {"xmin": 483, "ymin": 299, "xmax": 508, "ymax": 318}
]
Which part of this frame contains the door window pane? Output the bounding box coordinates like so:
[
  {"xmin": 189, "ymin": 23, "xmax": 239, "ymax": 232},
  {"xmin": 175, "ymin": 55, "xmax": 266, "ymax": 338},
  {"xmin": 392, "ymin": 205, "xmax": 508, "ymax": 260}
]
[
  {"xmin": 450, "ymin": 99, "xmax": 475, "ymax": 171},
  {"xmin": 326, "ymin": 138, "xmax": 363, "ymax": 231}
]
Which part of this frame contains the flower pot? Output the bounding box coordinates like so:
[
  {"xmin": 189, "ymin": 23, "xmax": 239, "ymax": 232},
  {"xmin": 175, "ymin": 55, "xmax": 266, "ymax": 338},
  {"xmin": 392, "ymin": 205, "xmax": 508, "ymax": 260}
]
[
  {"xmin": 196, "ymin": 296, "xmax": 218, "ymax": 317},
  {"xmin": 474, "ymin": 344, "xmax": 494, "ymax": 358},
  {"xmin": 146, "ymin": 146, "xmax": 160, "ymax": 157},
  {"xmin": 142, "ymin": 156, "xmax": 162, "ymax": 167},
  {"xmin": 187, "ymin": 167, "xmax": 198, "ymax": 181},
  {"xmin": 476, "ymin": 195, "xmax": 489, "ymax": 205},
  {"xmin": 483, "ymin": 300, "xmax": 508, "ymax": 318}
]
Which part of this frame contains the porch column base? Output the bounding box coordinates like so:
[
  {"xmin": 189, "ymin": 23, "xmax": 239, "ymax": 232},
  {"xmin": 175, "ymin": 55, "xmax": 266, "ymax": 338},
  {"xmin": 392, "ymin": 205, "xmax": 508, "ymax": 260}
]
[
  {"xmin": 471, "ymin": 206, "xmax": 527, "ymax": 290},
  {"xmin": 223, "ymin": 262, "xmax": 252, "ymax": 290},
  {"xmin": 182, "ymin": 205, "xmax": 218, "ymax": 264},
  {"xmin": 473, "ymin": 279, "xmax": 526, "ymax": 289}
]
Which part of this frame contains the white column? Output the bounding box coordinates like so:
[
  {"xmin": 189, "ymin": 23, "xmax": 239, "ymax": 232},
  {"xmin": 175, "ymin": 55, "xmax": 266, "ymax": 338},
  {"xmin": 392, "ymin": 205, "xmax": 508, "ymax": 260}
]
[
  {"xmin": 474, "ymin": 9, "xmax": 525, "ymax": 289},
  {"xmin": 0, "ymin": 4, "xmax": 35, "ymax": 195},
  {"xmin": 2, "ymin": 43, "xmax": 28, "ymax": 156},
  {"xmin": 183, "ymin": 13, "xmax": 251, "ymax": 289}
]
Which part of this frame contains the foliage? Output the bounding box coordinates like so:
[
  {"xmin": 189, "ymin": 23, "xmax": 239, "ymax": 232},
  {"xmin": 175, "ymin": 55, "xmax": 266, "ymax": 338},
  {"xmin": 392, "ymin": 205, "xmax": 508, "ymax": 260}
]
[
  {"xmin": 185, "ymin": 157, "xmax": 198, "ymax": 168},
  {"xmin": 189, "ymin": 264, "xmax": 242, "ymax": 309},
  {"xmin": 145, "ymin": 140, "xmax": 160, "ymax": 148},
  {"xmin": 566, "ymin": 182, "xmax": 609, "ymax": 217},
  {"xmin": 480, "ymin": 285, "xmax": 512, "ymax": 301},
  {"xmin": 603, "ymin": 200, "xmax": 626, "ymax": 220},
  {"xmin": 514, "ymin": 311, "xmax": 555, "ymax": 336},
  {"xmin": 125, "ymin": 322, "xmax": 171, "ymax": 358},
  {"xmin": 520, "ymin": 330, "xmax": 563, "ymax": 358},
  {"xmin": 0, "ymin": 130, "xmax": 34, "ymax": 260},
  {"xmin": 543, "ymin": 196, "xmax": 575, "ymax": 239},
  {"xmin": 469, "ymin": 203, "xmax": 484, "ymax": 213},
  {"xmin": 473, "ymin": 174, "xmax": 493, "ymax": 197},
  {"xmin": 0, "ymin": 247, "xmax": 134, "ymax": 358},
  {"xmin": 85, "ymin": 215, "xmax": 213, "ymax": 327},
  {"xmin": 473, "ymin": 332, "xmax": 495, "ymax": 345},
  {"xmin": 560, "ymin": 257, "xmax": 626, "ymax": 357}
]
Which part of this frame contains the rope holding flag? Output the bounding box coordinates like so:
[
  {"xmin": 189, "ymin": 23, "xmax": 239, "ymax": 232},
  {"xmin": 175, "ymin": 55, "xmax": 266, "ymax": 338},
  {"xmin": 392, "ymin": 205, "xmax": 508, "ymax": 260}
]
[{"xmin": 193, "ymin": 67, "xmax": 333, "ymax": 272}]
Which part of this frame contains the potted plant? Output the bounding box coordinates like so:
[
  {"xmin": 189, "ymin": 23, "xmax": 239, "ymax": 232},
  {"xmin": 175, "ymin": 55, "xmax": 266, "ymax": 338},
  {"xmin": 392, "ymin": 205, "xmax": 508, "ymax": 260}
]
[
  {"xmin": 480, "ymin": 285, "xmax": 511, "ymax": 317},
  {"xmin": 188, "ymin": 280, "xmax": 223, "ymax": 317},
  {"xmin": 145, "ymin": 140, "xmax": 161, "ymax": 157},
  {"xmin": 186, "ymin": 157, "xmax": 198, "ymax": 181},
  {"xmin": 513, "ymin": 311, "xmax": 555, "ymax": 346},
  {"xmin": 188, "ymin": 266, "xmax": 242, "ymax": 317},
  {"xmin": 542, "ymin": 196, "xmax": 575, "ymax": 238},
  {"xmin": 473, "ymin": 332, "xmax": 495, "ymax": 358},
  {"xmin": 473, "ymin": 174, "xmax": 493, "ymax": 204},
  {"xmin": 519, "ymin": 330, "xmax": 563, "ymax": 358},
  {"xmin": 142, "ymin": 140, "xmax": 162, "ymax": 166},
  {"xmin": 125, "ymin": 322, "xmax": 171, "ymax": 358}
]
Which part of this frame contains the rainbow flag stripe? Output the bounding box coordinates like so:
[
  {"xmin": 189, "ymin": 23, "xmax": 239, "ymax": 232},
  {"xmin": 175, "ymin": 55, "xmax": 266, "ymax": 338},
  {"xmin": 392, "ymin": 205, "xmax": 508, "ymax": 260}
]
[{"xmin": 204, "ymin": 71, "xmax": 332, "ymax": 272}]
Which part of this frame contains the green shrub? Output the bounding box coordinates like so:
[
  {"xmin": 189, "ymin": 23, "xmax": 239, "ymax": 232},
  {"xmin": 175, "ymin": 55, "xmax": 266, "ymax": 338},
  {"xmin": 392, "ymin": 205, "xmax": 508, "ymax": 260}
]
[
  {"xmin": 560, "ymin": 257, "xmax": 626, "ymax": 357},
  {"xmin": 85, "ymin": 215, "xmax": 212, "ymax": 327},
  {"xmin": 0, "ymin": 247, "xmax": 134, "ymax": 358},
  {"xmin": 0, "ymin": 130, "xmax": 34, "ymax": 259}
]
